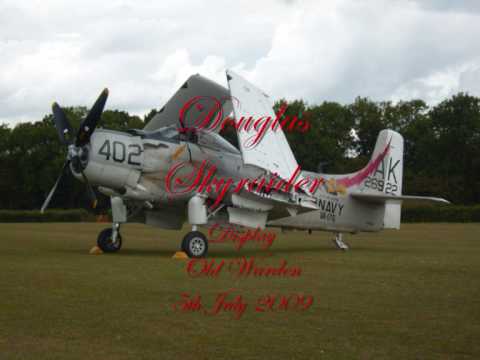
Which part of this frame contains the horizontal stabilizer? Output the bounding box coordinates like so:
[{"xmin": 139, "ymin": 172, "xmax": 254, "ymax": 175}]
[{"xmin": 350, "ymin": 192, "xmax": 450, "ymax": 204}]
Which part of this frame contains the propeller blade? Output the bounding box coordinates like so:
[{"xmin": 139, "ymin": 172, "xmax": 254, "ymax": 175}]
[
  {"xmin": 80, "ymin": 171, "xmax": 98, "ymax": 209},
  {"xmin": 76, "ymin": 88, "xmax": 109, "ymax": 146},
  {"xmin": 52, "ymin": 103, "xmax": 74, "ymax": 145},
  {"xmin": 40, "ymin": 161, "xmax": 70, "ymax": 213}
]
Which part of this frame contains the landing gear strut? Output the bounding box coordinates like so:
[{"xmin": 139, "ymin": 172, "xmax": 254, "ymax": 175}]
[
  {"xmin": 97, "ymin": 223, "xmax": 123, "ymax": 253},
  {"xmin": 332, "ymin": 232, "xmax": 349, "ymax": 251},
  {"xmin": 181, "ymin": 228, "xmax": 208, "ymax": 258}
]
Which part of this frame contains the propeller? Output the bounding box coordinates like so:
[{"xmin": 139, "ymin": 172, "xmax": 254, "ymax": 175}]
[
  {"xmin": 76, "ymin": 88, "xmax": 108, "ymax": 146},
  {"xmin": 40, "ymin": 89, "xmax": 108, "ymax": 213},
  {"xmin": 40, "ymin": 160, "xmax": 70, "ymax": 213},
  {"xmin": 52, "ymin": 103, "xmax": 73, "ymax": 145}
]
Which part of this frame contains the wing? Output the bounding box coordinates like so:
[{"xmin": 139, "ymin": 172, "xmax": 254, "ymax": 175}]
[
  {"xmin": 144, "ymin": 74, "xmax": 232, "ymax": 132},
  {"xmin": 226, "ymin": 70, "xmax": 300, "ymax": 183}
]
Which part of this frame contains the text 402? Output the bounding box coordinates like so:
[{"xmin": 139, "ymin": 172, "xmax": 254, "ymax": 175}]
[{"xmin": 98, "ymin": 139, "xmax": 142, "ymax": 166}]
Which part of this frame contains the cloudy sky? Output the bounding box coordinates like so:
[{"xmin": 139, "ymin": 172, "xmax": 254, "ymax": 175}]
[{"xmin": 1, "ymin": 0, "xmax": 480, "ymax": 125}]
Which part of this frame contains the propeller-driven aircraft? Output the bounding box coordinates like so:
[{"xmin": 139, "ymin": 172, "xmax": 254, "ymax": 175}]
[{"xmin": 42, "ymin": 70, "xmax": 449, "ymax": 257}]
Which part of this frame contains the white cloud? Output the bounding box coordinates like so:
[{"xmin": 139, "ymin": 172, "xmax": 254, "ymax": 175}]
[
  {"xmin": 390, "ymin": 61, "xmax": 480, "ymax": 104},
  {"xmin": 1, "ymin": 0, "xmax": 480, "ymax": 126}
]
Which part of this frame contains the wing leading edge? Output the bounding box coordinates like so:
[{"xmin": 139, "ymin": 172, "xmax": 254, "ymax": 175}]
[{"xmin": 144, "ymin": 74, "xmax": 232, "ymax": 132}]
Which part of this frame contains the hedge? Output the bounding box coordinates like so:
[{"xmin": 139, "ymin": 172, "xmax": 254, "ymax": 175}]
[
  {"xmin": 0, "ymin": 205, "xmax": 479, "ymax": 223},
  {"xmin": 402, "ymin": 205, "xmax": 480, "ymax": 223},
  {"xmin": 0, "ymin": 209, "xmax": 95, "ymax": 223}
]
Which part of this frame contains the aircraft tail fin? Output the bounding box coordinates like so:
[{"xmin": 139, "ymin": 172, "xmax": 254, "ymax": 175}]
[
  {"xmin": 372, "ymin": 129, "xmax": 403, "ymax": 194},
  {"xmin": 334, "ymin": 129, "xmax": 404, "ymax": 195},
  {"xmin": 347, "ymin": 130, "xmax": 447, "ymax": 229},
  {"xmin": 355, "ymin": 130, "xmax": 404, "ymax": 229},
  {"xmin": 329, "ymin": 129, "xmax": 404, "ymax": 229}
]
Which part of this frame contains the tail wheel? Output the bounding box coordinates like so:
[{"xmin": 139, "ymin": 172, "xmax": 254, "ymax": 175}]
[
  {"xmin": 182, "ymin": 231, "xmax": 208, "ymax": 258},
  {"xmin": 97, "ymin": 228, "xmax": 122, "ymax": 253}
]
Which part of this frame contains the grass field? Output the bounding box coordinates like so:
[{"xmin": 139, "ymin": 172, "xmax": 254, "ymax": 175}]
[{"xmin": 0, "ymin": 223, "xmax": 479, "ymax": 359}]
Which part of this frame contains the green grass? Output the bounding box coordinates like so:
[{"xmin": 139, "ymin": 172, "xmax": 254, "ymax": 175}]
[{"xmin": 0, "ymin": 223, "xmax": 479, "ymax": 359}]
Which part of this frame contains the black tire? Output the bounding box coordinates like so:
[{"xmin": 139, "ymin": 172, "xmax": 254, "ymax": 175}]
[
  {"xmin": 182, "ymin": 231, "xmax": 208, "ymax": 258},
  {"xmin": 97, "ymin": 228, "xmax": 122, "ymax": 253},
  {"xmin": 181, "ymin": 236, "xmax": 188, "ymax": 252}
]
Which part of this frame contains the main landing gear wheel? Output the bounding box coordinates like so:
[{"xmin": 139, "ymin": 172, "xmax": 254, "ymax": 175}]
[
  {"xmin": 181, "ymin": 231, "xmax": 208, "ymax": 258},
  {"xmin": 97, "ymin": 228, "xmax": 122, "ymax": 253}
]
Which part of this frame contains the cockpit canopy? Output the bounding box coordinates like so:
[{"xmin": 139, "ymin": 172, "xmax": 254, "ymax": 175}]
[{"xmin": 128, "ymin": 126, "xmax": 239, "ymax": 155}]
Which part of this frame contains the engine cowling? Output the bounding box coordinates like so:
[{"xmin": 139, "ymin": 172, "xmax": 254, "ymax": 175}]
[{"xmin": 77, "ymin": 130, "xmax": 144, "ymax": 190}]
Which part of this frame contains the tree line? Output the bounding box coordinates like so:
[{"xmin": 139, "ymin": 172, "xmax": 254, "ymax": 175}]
[{"xmin": 0, "ymin": 92, "xmax": 479, "ymax": 210}]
